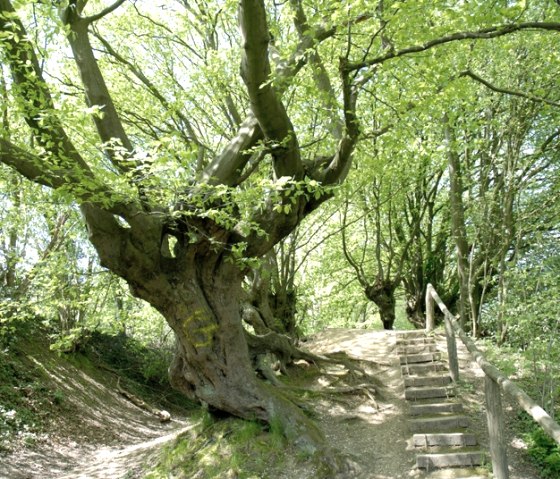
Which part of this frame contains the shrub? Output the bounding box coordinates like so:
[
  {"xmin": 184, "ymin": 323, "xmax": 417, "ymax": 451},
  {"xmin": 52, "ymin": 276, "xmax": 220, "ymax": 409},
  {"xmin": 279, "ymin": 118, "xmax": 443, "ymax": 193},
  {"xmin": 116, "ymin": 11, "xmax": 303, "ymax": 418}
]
[
  {"xmin": 84, "ymin": 331, "xmax": 172, "ymax": 387},
  {"xmin": 525, "ymin": 427, "xmax": 560, "ymax": 478}
]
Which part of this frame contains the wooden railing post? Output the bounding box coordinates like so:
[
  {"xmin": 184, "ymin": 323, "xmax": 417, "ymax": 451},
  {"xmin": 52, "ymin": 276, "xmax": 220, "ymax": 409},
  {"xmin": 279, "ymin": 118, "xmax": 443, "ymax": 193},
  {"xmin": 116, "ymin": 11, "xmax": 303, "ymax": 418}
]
[
  {"xmin": 444, "ymin": 313, "xmax": 460, "ymax": 382},
  {"xmin": 426, "ymin": 284, "xmax": 459, "ymax": 382},
  {"xmin": 425, "ymin": 284, "xmax": 435, "ymax": 332},
  {"xmin": 425, "ymin": 284, "xmax": 560, "ymax": 479},
  {"xmin": 485, "ymin": 375, "xmax": 509, "ymax": 479}
]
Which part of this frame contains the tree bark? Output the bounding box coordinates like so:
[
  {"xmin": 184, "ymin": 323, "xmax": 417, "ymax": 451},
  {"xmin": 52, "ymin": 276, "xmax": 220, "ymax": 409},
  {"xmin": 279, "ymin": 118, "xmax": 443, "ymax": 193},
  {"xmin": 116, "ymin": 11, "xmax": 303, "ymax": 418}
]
[
  {"xmin": 444, "ymin": 114, "xmax": 471, "ymax": 330},
  {"xmin": 148, "ymin": 262, "xmax": 349, "ymax": 469},
  {"xmin": 242, "ymin": 253, "xmax": 299, "ymax": 340},
  {"xmin": 406, "ymin": 295, "xmax": 426, "ymax": 329},
  {"xmin": 81, "ymin": 206, "xmax": 339, "ymax": 463},
  {"xmin": 365, "ymin": 280, "xmax": 397, "ymax": 330}
]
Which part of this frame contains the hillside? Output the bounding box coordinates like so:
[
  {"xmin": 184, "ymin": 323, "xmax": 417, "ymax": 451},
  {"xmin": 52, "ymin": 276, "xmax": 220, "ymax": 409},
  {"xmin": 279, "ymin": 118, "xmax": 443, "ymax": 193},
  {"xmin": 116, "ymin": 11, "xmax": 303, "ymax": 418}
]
[
  {"xmin": 0, "ymin": 329, "xmax": 543, "ymax": 478},
  {"xmin": 0, "ymin": 331, "xmax": 195, "ymax": 479}
]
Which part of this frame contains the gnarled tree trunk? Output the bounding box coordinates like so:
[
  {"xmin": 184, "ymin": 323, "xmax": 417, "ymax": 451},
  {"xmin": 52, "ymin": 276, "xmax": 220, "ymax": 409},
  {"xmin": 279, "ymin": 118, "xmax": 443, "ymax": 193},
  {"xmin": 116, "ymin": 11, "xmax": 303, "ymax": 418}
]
[
  {"xmin": 405, "ymin": 294, "xmax": 425, "ymax": 329},
  {"xmin": 365, "ymin": 279, "xmax": 397, "ymax": 330},
  {"xmin": 85, "ymin": 211, "xmax": 334, "ymax": 458}
]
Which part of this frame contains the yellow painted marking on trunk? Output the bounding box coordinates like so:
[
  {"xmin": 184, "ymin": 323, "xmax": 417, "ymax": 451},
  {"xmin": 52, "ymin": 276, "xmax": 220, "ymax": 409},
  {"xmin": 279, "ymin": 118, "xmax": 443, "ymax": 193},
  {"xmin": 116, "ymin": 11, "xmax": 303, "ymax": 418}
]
[{"xmin": 182, "ymin": 309, "xmax": 219, "ymax": 348}]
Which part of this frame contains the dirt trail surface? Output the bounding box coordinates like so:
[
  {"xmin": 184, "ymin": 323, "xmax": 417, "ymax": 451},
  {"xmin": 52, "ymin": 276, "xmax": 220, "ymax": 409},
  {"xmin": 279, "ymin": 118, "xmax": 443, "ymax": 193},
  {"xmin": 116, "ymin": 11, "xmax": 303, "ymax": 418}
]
[
  {"xmin": 308, "ymin": 329, "xmax": 415, "ymax": 479},
  {"xmin": 0, "ymin": 329, "xmax": 541, "ymax": 478},
  {"xmin": 306, "ymin": 328, "xmax": 540, "ymax": 479},
  {"xmin": 0, "ymin": 353, "xmax": 196, "ymax": 479}
]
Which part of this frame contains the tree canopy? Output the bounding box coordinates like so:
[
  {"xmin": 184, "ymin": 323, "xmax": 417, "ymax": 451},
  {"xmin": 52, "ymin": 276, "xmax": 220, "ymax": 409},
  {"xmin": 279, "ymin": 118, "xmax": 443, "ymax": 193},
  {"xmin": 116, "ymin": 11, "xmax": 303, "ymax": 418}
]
[{"xmin": 1, "ymin": 0, "xmax": 559, "ymax": 474}]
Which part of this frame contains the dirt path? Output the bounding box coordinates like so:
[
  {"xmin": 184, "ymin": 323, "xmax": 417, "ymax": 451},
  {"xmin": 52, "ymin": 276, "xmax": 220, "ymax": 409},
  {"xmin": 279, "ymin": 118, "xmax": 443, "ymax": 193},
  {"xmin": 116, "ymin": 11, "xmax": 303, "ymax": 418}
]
[
  {"xmin": 56, "ymin": 424, "xmax": 194, "ymax": 479},
  {"xmin": 306, "ymin": 328, "xmax": 541, "ymax": 479},
  {"xmin": 0, "ymin": 328, "xmax": 542, "ymax": 479},
  {"xmin": 308, "ymin": 329, "xmax": 417, "ymax": 478},
  {"xmin": 0, "ymin": 353, "xmax": 197, "ymax": 479}
]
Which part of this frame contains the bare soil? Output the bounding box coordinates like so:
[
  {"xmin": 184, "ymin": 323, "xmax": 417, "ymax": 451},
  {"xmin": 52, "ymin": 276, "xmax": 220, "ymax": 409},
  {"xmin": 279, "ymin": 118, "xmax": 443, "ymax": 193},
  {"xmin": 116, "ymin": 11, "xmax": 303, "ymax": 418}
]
[
  {"xmin": 0, "ymin": 328, "xmax": 543, "ymax": 479},
  {"xmin": 0, "ymin": 352, "xmax": 195, "ymax": 479},
  {"xmin": 308, "ymin": 328, "xmax": 541, "ymax": 478}
]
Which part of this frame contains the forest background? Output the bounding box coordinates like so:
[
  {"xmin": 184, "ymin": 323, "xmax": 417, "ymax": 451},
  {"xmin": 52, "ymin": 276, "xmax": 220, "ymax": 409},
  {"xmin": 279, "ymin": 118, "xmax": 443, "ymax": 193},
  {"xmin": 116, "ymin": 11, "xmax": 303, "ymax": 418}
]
[{"xmin": 0, "ymin": 0, "xmax": 559, "ymax": 476}]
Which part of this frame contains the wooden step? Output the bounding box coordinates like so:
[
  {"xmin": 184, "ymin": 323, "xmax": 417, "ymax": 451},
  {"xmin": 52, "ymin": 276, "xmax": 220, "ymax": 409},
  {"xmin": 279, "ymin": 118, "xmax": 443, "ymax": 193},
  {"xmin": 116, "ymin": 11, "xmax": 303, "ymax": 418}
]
[
  {"xmin": 395, "ymin": 330, "xmax": 427, "ymax": 338},
  {"xmin": 409, "ymin": 402, "xmax": 463, "ymax": 416},
  {"xmin": 417, "ymin": 451, "xmax": 484, "ymax": 469},
  {"xmin": 405, "ymin": 375, "xmax": 451, "ymax": 388},
  {"xmin": 409, "ymin": 415, "xmax": 469, "ymax": 433},
  {"xmin": 405, "ymin": 386, "xmax": 455, "ymax": 400},
  {"xmin": 402, "ymin": 362, "xmax": 447, "ymax": 375},
  {"xmin": 398, "ymin": 344, "xmax": 438, "ymax": 355},
  {"xmin": 413, "ymin": 432, "xmax": 477, "ymax": 447},
  {"xmin": 397, "ymin": 337, "xmax": 435, "ymax": 346},
  {"xmin": 422, "ymin": 467, "xmax": 489, "ymax": 478},
  {"xmin": 400, "ymin": 352, "xmax": 441, "ymax": 364}
]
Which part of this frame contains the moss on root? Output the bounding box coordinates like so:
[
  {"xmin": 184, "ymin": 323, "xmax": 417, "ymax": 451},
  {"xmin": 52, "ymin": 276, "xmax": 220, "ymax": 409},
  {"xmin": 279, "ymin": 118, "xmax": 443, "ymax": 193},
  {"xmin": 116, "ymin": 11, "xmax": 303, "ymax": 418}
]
[
  {"xmin": 144, "ymin": 414, "xmax": 318, "ymax": 479},
  {"xmin": 145, "ymin": 410, "xmax": 359, "ymax": 479}
]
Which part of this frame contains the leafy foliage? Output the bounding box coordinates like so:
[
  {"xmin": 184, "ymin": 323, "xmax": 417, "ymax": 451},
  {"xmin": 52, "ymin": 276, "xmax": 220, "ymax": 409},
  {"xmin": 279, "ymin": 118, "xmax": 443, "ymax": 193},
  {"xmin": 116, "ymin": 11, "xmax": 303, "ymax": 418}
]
[
  {"xmin": 1, "ymin": 0, "xmax": 560, "ymax": 464},
  {"xmin": 525, "ymin": 426, "xmax": 560, "ymax": 479},
  {"xmin": 83, "ymin": 330, "xmax": 172, "ymax": 387},
  {"xmin": 482, "ymin": 236, "xmax": 560, "ymax": 416}
]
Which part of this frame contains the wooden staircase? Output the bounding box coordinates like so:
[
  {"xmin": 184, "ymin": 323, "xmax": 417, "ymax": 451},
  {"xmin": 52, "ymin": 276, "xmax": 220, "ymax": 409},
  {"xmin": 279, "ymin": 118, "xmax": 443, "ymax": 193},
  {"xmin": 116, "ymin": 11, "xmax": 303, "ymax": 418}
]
[{"xmin": 397, "ymin": 331, "xmax": 488, "ymax": 478}]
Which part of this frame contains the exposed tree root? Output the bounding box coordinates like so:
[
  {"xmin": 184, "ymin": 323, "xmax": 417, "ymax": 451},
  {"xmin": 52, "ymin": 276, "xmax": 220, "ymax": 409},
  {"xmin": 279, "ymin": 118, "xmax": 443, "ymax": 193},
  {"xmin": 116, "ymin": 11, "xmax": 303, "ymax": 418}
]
[
  {"xmin": 255, "ymin": 354, "xmax": 285, "ymax": 387},
  {"xmin": 313, "ymin": 448, "xmax": 362, "ymax": 479},
  {"xmin": 246, "ymin": 330, "xmax": 371, "ymax": 378},
  {"xmin": 245, "ymin": 328, "xmax": 382, "ymax": 412},
  {"xmin": 320, "ymin": 384, "xmax": 378, "ymax": 405}
]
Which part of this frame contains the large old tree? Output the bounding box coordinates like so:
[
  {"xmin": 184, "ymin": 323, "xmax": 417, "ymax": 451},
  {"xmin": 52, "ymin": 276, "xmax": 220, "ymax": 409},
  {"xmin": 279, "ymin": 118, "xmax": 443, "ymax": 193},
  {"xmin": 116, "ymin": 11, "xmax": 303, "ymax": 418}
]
[{"xmin": 1, "ymin": 0, "xmax": 559, "ymax": 473}]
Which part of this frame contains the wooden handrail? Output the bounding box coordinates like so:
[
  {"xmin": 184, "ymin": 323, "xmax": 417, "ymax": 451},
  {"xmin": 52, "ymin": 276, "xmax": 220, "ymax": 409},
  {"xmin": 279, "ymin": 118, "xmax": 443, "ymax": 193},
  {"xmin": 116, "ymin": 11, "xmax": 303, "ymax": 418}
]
[
  {"xmin": 425, "ymin": 285, "xmax": 459, "ymax": 381},
  {"xmin": 425, "ymin": 283, "xmax": 560, "ymax": 479}
]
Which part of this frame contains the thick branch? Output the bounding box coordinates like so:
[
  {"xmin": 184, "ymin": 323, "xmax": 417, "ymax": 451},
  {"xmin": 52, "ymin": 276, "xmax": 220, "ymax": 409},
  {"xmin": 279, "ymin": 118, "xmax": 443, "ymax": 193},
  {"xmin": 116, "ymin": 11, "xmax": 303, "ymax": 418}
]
[
  {"xmin": 0, "ymin": 139, "xmax": 137, "ymax": 217},
  {"xmin": 347, "ymin": 22, "xmax": 560, "ymax": 72},
  {"xmin": 0, "ymin": 139, "xmax": 64, "ymax": 189},
  {"xmin": 0, "ymin": 1, "xmax": 90, "ymax": 172},
  {"xmin": 314, "ymin": 59, "xmax": 360, "ymax": 185},
  {"xmin": 80, "ymin": 203, "xmax": 129, "ymax": 272},
  {"xmin": 0, "ymin": 1, "xmax": 138, "ymax": 219},
  {"xmin": 62, "ymin": 10, "xmax": 138, "ymax": 176},
  {"xmin": 201, "ymin": 6, "xmax": 350, "ymax": 187},
  {"xmin": 200, "ymin": 115, "xmax": 263, "ymax": 186},
  {"xmin": 290, "ymin": 0, "xmax": 343, "ymax": 140},
  {"xmin": 239, "ymin": 0, "xmax": 302, "ymax": 180}
]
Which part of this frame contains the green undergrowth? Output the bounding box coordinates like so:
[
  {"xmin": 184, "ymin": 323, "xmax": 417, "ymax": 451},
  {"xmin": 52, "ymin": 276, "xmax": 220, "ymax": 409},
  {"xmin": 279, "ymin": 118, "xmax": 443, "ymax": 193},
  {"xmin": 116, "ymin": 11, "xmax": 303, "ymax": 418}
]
[
  {"xmin": 482, "ymin": 339, "xmax": 560, "ymax": 478},
  {"xmin": 77, "ymin": 331, "xmax": 196, "ymax": 412},
  {"xmin": 0, "ymin": 327, "xmax": 66, "ymax": 452},
  {"xmin": 0, "ymin": 323, "xmax": 195, "ymax": 453},
  {"xmin": 515, "ymin": 412, "xmax": 560, "ymax": 479},
  {"xmin": 145, "ymin": 412, "xmax": 306, "ymax": 479},
  {"xmin": 525, "ymin": 426, "xmax": 560, "ymax": 478}
]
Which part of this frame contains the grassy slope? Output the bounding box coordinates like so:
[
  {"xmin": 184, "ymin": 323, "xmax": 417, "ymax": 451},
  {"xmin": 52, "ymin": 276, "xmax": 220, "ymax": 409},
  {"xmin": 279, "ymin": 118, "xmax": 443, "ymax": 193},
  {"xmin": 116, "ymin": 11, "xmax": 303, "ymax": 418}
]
[
  {"xmin": 0, "ymin": 328, "xmax": 197, "ymax": 478},
  {"xmin": 0, "ymin": 328, "xmax": 315, "ymax": 479}
]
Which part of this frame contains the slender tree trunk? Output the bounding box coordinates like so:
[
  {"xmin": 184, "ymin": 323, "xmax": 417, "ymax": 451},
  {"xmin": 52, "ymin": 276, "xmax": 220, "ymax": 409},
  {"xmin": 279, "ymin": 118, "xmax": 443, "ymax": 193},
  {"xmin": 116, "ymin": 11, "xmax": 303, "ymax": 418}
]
[{"xmin": 444, "ymin": 114, "xmax": 470, "ymax": 329}]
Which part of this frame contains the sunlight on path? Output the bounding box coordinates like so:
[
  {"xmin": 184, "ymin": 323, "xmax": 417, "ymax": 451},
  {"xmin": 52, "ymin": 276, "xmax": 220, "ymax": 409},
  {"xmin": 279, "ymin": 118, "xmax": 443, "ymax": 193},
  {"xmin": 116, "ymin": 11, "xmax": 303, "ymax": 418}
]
[{"xmin": 57, "ymin": 424, "xmax": 194, "ymax": 479}]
